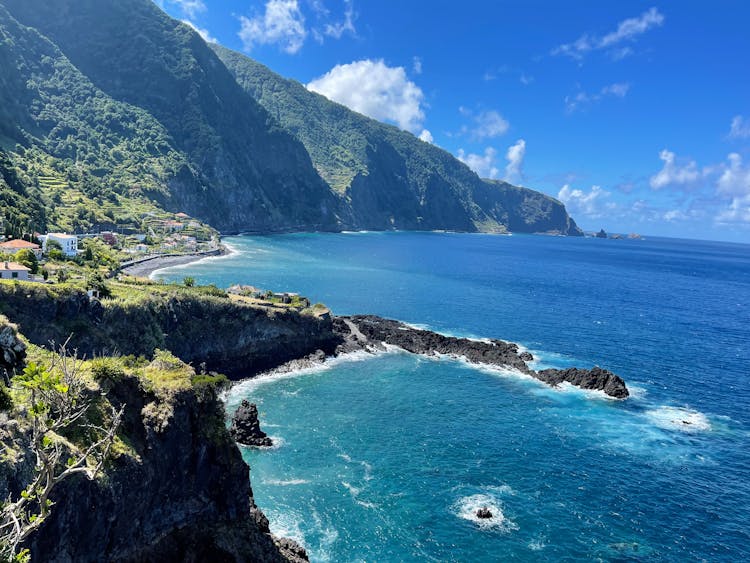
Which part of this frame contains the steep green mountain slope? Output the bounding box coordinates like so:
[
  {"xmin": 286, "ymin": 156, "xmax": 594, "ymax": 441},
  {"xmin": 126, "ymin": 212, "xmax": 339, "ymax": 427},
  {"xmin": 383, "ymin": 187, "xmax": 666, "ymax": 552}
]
[
  {"xmin": 215, "ymin": 45, "xmax": 582, "ymax": 235},
  {"xmin": 0, "ymin": 0, "xmax": 579, "ymax": 236},
  {"xmin": 1, "ymin": 0, "xmax": 339, "ymax": 233}
]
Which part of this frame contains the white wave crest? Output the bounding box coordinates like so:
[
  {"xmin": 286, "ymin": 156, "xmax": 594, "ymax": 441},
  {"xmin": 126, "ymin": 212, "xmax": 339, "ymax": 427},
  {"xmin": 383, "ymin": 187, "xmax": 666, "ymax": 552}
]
[
  {"xmin": 262, "ymin": 478, "xmax": 310, "ymax": 486},
  {"xmin": 453, "ymin": 493, "xmax": 518, "ymax": 532},
  {"xmin": 645, "ymin": 406, "xmax": 712, "ymax": 433}
]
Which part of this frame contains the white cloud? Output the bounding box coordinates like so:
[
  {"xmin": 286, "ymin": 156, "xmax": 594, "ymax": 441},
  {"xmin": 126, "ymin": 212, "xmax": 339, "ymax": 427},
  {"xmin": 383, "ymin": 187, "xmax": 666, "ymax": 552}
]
[
  {"xmin": 412, "ymin": 56, "xmax": 423, "ymax": 75},
  {"xmin": 728, "ymin": 115, "xmax": 750, "ymax": 140},
  {"xmin": 457, "ymin": 147, "xmax": 500, "ymax": 179},
  {"xmin": 601, "ymin": 82, "xmax": 630, "ymax": 97},
  {"xmin": 566, "ymin": 82, "xmax": 630, "ymax": 113},
  {"xmin": 557, "ymin": 184, "xmax": 611, "ymax": 217},
  {"xmin": 181, "ymin": 19, "xmax": 216, "ymax": 43},
  {"xmin": 323, "ymin": 0, "xmax": 356, "ymax": 38},
  {"xmin": 504, "ymin": 139, "xmax": 526, "ymax": 182},
  {"xmin": 307, "ymin": 59, "xmax": 426, "ymax": 132},
  {"xmin": 716, "ymin": 195, "xmax": 750, "ymax": 224},
  {"xmin": 552, "ymin": 7, "xmax": 664, "ymax": 61},
  {"xmin": 663, "ymin": 209, "xmax": 688, "ymax": 222},
  {"xmin": 472, "ymin": 110, "xmax": 509, "ymax": 140},
  {"xmin": 418, "ymin": 129, "xmax": 433, "ymax": 143},
  {"xmin": 458, "ymin": 108, "xmax": 509, "ymax": 140},
  {"xmin": 238, "ymin": 0, "xmax": 307, "ymax": 54},
  {"xmin": 159, "ymin": 0, "xmax": 206, "ymax": 19},
  {"xmin": 717, "ymin": 153, "xmax": 750, "ymax": 197},
  {"xmin": 649, "ymin": 149, "xmax": 701, "ymax": 189}
]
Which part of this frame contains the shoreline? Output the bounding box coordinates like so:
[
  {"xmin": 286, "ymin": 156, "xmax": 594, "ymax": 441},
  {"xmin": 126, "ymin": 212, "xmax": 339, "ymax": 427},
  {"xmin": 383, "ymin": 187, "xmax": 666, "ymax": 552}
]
[{"xmin": 120, "ymin": 247, "xmax": 229, "ymax": 278}]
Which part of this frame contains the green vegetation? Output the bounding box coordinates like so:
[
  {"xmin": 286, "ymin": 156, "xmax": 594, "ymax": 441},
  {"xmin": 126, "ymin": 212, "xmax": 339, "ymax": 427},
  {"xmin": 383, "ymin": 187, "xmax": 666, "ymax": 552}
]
[
  {"xmin": 0, "ymin": 344, "xmax": 123, "ymax": 562},
  {"xmin": 0, "ymin": 0, "xmax": 338, "ymax": 234}
]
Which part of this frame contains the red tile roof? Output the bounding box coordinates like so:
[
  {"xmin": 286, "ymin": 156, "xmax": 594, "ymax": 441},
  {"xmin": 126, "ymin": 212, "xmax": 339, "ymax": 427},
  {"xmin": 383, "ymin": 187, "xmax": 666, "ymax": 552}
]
[{"xmin": 0, "ymin": 240, "xmax": 40, "ymax": 249}]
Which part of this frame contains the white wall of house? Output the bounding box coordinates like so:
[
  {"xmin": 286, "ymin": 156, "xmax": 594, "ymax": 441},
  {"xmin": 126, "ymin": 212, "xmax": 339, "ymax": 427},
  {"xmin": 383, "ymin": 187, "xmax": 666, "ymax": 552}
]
[
  {"xmin": 42, "ymin": 233, "xmax": 78, "ymax": 256},
  {"xmin": 0, "ymin": 262, "xmax": 30, "ymax": 280}
]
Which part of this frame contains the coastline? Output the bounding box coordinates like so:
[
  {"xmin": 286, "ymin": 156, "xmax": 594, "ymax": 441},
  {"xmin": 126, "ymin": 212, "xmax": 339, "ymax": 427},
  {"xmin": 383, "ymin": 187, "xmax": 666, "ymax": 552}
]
[{"xmin": 120, "ymin": 246, "xmax": 230, "ymax": 278}]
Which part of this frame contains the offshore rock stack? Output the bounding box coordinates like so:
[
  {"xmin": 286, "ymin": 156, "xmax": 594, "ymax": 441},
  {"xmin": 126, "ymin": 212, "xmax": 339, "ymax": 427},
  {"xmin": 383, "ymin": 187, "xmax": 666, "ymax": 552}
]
[{"xmin": 230, "ymin": 400, "xmax": 274, "ymax": 447}]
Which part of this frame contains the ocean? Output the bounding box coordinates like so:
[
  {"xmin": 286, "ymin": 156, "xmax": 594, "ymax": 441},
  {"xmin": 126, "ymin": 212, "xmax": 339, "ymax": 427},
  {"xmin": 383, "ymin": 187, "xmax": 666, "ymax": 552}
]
[{"xmin": 154, "ymin": 232, "xmax": 750, "ymax": 561}]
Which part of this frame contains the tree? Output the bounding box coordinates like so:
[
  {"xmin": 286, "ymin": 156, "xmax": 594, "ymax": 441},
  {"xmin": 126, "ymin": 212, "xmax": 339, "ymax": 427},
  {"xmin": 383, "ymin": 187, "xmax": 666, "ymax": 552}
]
[
  {"xmin": 13, "ymin": 250, "xmax": 38, "ymax": 274},
  {"xmin": 182, "ymin": 276, "xmax": 195, "ymax": 287},
  {"xmin": 0, "ymin": 341, "xmax": 124, "ymax": 561}
]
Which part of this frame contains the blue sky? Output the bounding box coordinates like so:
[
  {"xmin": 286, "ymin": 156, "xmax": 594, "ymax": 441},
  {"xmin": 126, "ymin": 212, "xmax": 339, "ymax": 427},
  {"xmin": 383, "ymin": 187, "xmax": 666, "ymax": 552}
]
[{"xmin": 156, "ymin": 1, "xmax": 750, "ymax": 242}]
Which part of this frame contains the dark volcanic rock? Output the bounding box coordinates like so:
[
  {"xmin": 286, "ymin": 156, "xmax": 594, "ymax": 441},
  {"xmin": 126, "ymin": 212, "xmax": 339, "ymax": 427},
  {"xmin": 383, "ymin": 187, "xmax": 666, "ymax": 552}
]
[
  {"xmin": 476, "ymin": 507, "xmax": 493, "ymax": 519},
  {"xmin": 0, "ymin": 318, "xmax": 26, "ymax": 385},
  {"xmin": 596, "ymin": 228, "xmax": 608, "ymax": 239},
  {"xmin": 333, "ymin": 315, "xmax": 629, "ymax": 398},
  {"xmin": 535, "ymin": 366, "xmax": 629, "ymax": 398},
  {"xmin": 16, "ymin": 376, "xmax": 304, "ymax": 562},
  {"xmin": 230, "ymin": 400, "xmax": 274, "ymax": 447}
]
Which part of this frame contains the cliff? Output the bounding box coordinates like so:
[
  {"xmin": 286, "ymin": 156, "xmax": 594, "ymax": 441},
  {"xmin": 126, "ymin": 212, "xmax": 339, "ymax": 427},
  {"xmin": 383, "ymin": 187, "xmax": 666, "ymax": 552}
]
[
  {"xmin": 0, "ymin": 282, "xmax": 338, "ymax": 379},
  {"xmin": 0, "ymin": 338, "xmax": 306, "ymax": 562},
  {"xmin": 214, "ymin": 45, "xmax": 583, "ymax": 236}
]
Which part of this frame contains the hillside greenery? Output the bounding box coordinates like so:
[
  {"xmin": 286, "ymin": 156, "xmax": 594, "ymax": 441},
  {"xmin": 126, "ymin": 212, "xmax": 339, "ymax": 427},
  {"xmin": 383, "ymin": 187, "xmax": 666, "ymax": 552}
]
[
  {"xmin": 0, "ymin": 0, "xmax": 580, "ymax": 237},
  {"xmin": 215, "ymin": 45, "xmax": 582, "ymax": 235}
]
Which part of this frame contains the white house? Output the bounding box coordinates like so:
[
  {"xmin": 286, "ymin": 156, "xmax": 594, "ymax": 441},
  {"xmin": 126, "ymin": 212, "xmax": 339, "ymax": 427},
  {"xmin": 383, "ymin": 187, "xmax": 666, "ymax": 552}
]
[
  {"xmin": 41, "ymin": 233, "xmax": 78, "ymax": 257},
  {"xmin": 0, "ymin": 261, "xmax": 30, "ymax": 280}
]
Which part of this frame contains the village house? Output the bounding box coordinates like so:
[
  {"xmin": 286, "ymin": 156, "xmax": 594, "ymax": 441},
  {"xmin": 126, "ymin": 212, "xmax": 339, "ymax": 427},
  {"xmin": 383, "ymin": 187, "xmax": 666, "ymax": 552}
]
[
  {"xmin": 41, "ymin": 233, "xmax": 78, "ymax": 257},
  {"xmin": 100, "ymin": 231, "xmax": 117, "ymax": 246},
  {"xmin": 0, "ymin": 239, "xmax": 42, "ymax": 259},
  {"xmin": 0, "ymin": 261, "xmax": 30, "ymax": 280}
]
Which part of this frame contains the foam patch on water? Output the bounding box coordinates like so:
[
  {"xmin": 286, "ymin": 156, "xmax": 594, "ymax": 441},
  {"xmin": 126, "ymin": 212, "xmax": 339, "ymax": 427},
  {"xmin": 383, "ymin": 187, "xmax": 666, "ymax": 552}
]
[
  {"xmin": 644, "ymin": 406, "xmax": 712, "ymax": 433},
  {"xmin": 453, "ymin": 493, "xmax": 518, "ymax": 532},
  {"xmin": 263, "ymin": 478, "xmax": 310, "ymax": 486}
]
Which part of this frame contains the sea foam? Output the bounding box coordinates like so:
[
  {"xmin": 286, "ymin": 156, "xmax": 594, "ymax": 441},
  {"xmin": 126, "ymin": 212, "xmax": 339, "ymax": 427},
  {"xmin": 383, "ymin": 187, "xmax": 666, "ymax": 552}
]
[
  {"xmin": 453, "ymin": 493, "xmax": 518, "ymax": 532},
  {"xmin": 644, "ymin": 406, "xmax": 712, "ymax": 433}
]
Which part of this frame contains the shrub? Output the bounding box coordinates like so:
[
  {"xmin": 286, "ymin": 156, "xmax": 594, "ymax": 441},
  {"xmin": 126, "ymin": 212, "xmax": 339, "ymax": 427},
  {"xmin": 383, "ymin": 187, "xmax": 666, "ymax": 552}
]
[{"xmin": 89, "ymin": 357, "xmax": 126, "ymax": 383}]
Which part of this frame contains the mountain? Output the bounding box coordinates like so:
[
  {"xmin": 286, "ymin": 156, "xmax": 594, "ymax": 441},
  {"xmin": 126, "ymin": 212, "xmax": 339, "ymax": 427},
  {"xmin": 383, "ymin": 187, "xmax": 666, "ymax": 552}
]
[
  {"xmin": 0, "ymin": 0, "xmax": 581, "ymax": 236},
  {"xmin": 0, "ymin": 0, "xmax": 338, "ymax": 234},
  {"xmin": 214, "ymin": 45, "xmax": 582, "ymax": 235}
]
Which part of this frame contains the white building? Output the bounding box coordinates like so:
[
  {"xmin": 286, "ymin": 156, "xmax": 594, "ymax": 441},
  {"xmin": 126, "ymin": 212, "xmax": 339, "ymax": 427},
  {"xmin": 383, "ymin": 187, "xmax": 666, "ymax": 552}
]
[
  {"xmin": 41, "ymin": 233, "xmax": 78, "ymax": 257},
  {"xmin": 0, "ymin": 261, "xmax": 30, "ymax": 280}
]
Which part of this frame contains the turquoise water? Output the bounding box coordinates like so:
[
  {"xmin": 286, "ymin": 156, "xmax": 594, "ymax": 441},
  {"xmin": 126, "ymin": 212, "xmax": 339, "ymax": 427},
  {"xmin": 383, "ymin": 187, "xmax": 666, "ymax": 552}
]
[{"xmin": 155, "ymin": 232, "xmax": 750, "ymax": 561}]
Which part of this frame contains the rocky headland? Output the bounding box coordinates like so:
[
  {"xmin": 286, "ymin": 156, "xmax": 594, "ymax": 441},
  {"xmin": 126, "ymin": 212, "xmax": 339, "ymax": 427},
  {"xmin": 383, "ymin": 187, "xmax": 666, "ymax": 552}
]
[{"xmin": 331, "ymin": 315, "xmax": 629, "ymax": 398}]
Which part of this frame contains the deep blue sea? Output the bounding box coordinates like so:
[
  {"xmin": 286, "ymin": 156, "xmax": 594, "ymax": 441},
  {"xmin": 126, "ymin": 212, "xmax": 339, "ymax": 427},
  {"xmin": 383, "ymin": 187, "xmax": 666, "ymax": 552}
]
[{"xmin": 154, "ymin": 232, "xmax": 750, "ymax": 562}]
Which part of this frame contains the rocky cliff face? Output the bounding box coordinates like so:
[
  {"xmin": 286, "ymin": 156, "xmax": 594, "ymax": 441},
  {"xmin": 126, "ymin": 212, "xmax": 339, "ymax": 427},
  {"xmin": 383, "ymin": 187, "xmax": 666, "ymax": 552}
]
[
  {"xmin": 0, "ymin": 284, "xmax": 338, "ymax": 379},
  {"xmin": 0, "ymin": 315, "xmax": 26, "ymax": 385},
  {"xmin": 215, "ymin": 45, "xmax": 584, "ymax": 236},
  {"xmin": 0, "ymin": 374, "xmax": 306, "ymax": 562}
]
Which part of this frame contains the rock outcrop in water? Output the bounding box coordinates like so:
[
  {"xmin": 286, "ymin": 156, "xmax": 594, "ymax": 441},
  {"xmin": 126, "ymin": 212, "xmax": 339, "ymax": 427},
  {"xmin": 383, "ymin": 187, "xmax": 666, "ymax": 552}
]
[
  {"xmin": 230, "ymin": 400, "xmax": 274, "ymax": 447},
  {"xmin": 332, "ymin": 315, "xmax": 629, "ymax": 398}
]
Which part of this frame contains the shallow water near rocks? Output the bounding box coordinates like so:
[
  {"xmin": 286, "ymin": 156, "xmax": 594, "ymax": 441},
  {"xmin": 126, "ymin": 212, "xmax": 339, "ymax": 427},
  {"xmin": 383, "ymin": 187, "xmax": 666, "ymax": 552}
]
[{"xmin": 156, "ymin": 232, "xmax": 750, "ymax": 561}]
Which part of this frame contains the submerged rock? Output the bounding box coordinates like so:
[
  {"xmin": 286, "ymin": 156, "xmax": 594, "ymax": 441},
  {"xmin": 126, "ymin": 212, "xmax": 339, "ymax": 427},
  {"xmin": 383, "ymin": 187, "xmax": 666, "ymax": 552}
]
[
  {"xmin": 230, "ymin": 400, "xmax": 274, "ymax": 447},
  {"xmin": 476, "ymin": 507, "xmax": 493, "ymax": 519}
]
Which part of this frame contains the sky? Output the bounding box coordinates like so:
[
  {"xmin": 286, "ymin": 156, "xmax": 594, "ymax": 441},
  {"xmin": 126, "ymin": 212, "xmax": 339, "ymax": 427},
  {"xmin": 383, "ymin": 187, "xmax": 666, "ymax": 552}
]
[{"xmin": 155, "ymin": 0, "xmax": 750, "ymax": 243}]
